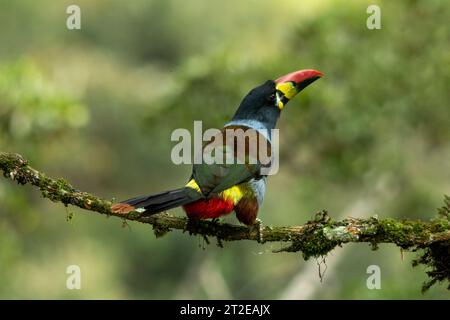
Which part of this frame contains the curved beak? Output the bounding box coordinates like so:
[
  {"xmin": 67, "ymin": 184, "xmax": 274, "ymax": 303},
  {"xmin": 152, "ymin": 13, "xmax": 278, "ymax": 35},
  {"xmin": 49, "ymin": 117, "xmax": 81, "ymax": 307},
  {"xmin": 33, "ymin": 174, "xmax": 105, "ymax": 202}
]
[{"xmin": 274, "ymin": 69, "xmax": 323, "ymax": 109}]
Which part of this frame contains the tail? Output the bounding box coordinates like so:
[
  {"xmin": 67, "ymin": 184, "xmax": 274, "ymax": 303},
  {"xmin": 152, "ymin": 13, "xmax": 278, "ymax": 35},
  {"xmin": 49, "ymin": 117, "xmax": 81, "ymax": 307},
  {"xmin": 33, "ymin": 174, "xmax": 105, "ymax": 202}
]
[{"xmin": 111, "ymin": 187, "xmax": 201, "ymax": 215}]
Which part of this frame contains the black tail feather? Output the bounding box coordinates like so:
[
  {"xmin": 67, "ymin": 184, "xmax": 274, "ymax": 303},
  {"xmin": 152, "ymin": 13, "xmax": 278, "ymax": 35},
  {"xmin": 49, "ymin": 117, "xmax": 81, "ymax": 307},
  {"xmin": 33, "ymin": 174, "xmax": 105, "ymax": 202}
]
[{"xmin": 117, "ymin": 187, "xmax": 201, "ymax": 215}]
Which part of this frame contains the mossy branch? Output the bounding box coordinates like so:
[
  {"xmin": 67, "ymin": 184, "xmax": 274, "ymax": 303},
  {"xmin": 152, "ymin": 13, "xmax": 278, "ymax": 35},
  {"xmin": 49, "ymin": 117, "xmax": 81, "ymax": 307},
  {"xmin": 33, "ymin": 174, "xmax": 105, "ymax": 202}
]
[{"xmin": 1, "ymin": 151, "xmax": 449, "ymax": 291}]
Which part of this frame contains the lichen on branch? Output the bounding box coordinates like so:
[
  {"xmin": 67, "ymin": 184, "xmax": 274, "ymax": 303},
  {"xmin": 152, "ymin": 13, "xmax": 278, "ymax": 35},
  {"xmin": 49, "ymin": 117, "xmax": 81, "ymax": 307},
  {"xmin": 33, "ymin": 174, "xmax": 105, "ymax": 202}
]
[{"xmin": 1, "ymin": 151, "xmax": 449, "ymax": 292}]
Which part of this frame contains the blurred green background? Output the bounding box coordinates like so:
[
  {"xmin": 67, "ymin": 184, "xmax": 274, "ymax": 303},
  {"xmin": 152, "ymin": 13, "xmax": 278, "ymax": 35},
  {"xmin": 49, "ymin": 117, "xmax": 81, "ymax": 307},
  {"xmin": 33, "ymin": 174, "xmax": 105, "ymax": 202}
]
[{"xmin": 0, "ymin": 0, "xmax": 449, "ymax": 299}]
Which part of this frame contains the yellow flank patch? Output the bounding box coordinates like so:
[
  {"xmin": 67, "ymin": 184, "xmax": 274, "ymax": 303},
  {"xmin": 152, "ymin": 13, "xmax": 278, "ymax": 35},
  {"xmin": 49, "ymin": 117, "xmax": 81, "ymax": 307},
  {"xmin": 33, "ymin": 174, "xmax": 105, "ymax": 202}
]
[
  {"xmin": 276, "ymin": 82, "xmax": 298, "ymax": 100},
  {"xmin": 185, "ymin": 179, "xmax": 201, "ymax": 192},
  {"xmin": 185, "ymin": 179, "xmax": 254, "ymax": 205},
  {"xmin": 220, "ymin": 183, "xmax": 254, "ymax": 205}
]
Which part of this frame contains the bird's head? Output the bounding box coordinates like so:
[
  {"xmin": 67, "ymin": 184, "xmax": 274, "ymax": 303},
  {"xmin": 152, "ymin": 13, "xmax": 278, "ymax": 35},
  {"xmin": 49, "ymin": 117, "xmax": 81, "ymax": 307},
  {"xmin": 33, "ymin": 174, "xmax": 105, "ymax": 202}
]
[
  {"xmin": 231, "ymin": 69, "xmax": 323, "ymax": 129},
  {"xmin": 273, "ymin": 69, "xmax": 323, "ymax": 110}
]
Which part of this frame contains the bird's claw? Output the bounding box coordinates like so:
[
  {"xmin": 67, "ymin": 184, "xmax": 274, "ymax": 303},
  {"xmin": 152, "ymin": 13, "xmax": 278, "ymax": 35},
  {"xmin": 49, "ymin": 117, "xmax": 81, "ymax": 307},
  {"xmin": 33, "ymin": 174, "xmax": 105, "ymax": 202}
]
[{"xmin": 251, "ymin": 218, "xmax": 264, "ymax": 243}]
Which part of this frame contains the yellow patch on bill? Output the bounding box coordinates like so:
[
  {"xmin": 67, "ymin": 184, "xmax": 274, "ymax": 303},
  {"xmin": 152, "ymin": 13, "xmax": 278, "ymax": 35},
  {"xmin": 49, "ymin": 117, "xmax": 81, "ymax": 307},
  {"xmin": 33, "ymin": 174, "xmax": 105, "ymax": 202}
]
[{"xmin": 276, "ymin": 82, "xmax": 298, "ymax": 100}]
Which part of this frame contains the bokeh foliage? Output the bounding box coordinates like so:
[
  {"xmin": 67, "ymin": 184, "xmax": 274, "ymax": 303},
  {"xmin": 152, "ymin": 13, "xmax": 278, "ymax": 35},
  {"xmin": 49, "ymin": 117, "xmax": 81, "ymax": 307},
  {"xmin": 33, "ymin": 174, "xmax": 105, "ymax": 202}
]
[{"xmin": 0, "ymin": 0, "xmax": 449, "ymax": 298}]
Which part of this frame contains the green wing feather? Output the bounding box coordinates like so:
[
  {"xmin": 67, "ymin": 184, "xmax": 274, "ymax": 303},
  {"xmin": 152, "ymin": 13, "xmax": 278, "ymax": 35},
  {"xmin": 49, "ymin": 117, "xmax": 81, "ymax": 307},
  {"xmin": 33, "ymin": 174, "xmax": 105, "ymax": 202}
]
[{"xmin": 192, "ymin": 126, "xmax": 270, "ymax": 196}]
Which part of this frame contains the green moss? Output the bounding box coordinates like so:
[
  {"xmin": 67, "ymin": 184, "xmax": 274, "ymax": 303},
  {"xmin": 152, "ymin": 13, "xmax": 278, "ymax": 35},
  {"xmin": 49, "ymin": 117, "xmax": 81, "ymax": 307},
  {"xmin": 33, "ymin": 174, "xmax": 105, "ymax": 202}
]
[
  {"xmin": 296, "ymin": 229, "xmax": 340, "ymax": 260},
  {"xmin": 413, "ymin": 242, "xmax": 450, "ymax": 292},
  {"xmin": 0, "ymin": 153, "xmax": 26, "ymax": 171},
  {"xmin": 0, "ymin": 153, "xmax": 29, "ymax": 184},
  {"xmin": 437, "ymin": 195, "xmax": 450, "ymax": 219},
  {"xmin": 377, "ymin": 219, "xmax": 426, "ymax": 248},
  {"xmin": 123, "ymin": 211, "xmax": 142, "ymax": 219},
  {"xmin": 376, "ymin": 216, "xmax": 450, "ymax": 292},
  {"xmin": 279, "ymin": 215, "xmax": 341, "ymax": 259},
  {"xmin": 54, "ymin": 178, "xmax": 74, "ymax": 192},
  {"xmin": 282, "ymin": 211, "xmax": 341, "ymax": 259},
  {"xmin": 323, "ymin": 225, "xmax": 359, "ymax": 242},
  {"xmin": 430, "ymin": 218, "xmax": 450, "ymax": 233},
  {"xmin": 38, "ymin": 177, "xmax": 75, "ymax": 204},
  {"xmin": 152, "ymin": 223, "xmax": 171, "ymax": 238}
]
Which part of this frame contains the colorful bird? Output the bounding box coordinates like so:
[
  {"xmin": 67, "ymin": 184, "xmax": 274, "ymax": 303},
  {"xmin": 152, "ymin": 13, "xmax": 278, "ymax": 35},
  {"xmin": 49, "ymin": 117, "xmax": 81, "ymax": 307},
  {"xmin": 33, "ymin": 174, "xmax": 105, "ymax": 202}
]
[{"xmin": 112, "ymin": 69, "xmax": 323, "ymax": 226}]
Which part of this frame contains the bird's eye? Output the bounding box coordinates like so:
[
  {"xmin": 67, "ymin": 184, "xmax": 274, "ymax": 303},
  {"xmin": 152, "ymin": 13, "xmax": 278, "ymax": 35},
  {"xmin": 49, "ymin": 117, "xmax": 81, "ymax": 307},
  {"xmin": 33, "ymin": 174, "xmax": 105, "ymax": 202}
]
[{"xmin": 267, "ymin": 93, "xmax": 276, "ymax": 102}]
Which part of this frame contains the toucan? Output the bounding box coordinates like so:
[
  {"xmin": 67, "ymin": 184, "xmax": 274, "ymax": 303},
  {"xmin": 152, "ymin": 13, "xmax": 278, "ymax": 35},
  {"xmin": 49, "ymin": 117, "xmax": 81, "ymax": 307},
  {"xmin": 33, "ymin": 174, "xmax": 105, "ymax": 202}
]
[{"xmin": 112, "ymin": 69, "xmax": 323, "ymax": 225}]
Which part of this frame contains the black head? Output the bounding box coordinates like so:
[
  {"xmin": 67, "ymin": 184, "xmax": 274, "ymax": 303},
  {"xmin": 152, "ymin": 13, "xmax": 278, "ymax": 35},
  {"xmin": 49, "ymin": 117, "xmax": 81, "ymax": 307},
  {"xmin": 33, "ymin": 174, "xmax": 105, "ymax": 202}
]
[
  {"xmin": 231, "ymin": 80, "xmax": 280, "ymax": 130},
  {"xmin": 231, "ymin": 69, "xmax": 323, "ymax": 130}
]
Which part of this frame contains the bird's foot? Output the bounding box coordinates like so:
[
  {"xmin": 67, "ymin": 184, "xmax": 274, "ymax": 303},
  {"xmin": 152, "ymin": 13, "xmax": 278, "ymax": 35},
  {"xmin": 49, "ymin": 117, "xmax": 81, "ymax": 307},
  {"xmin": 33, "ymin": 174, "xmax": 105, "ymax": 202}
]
[{"xmin": 250, "ymin": 218, "xmax": 264, "ymax": 243}]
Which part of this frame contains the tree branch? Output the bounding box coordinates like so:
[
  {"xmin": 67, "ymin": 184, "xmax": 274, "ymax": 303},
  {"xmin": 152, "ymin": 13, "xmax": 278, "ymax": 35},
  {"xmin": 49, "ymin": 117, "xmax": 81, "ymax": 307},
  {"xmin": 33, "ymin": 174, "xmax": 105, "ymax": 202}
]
[{"xmin": 1, "ymin": 151, "xmax": 449, "ymax": 291}]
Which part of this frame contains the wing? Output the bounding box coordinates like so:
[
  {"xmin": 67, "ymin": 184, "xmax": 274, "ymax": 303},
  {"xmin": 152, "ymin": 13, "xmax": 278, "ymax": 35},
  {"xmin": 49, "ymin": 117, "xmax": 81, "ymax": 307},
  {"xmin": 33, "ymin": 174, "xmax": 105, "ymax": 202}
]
[{"xmin": 192, "ymin": 125, "xmax": 272, "ymax": 196}]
